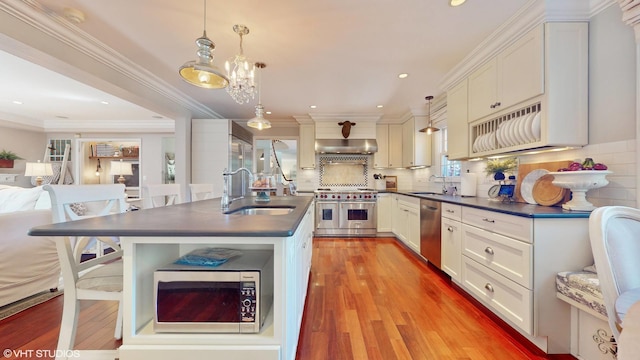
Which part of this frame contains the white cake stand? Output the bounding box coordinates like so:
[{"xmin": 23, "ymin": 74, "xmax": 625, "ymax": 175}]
[{"xmin": 548, "ymin": 170, "xmax": 612, "ymax": 211}]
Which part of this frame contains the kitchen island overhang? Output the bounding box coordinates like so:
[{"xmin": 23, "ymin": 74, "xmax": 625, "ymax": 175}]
[
  {"xmin": 30, "ymin": 196, "xmax": 315, "ymax": 360},
  {"xmin": 29, "ymin": 196, "xmax": 313, "ymax": 238}
]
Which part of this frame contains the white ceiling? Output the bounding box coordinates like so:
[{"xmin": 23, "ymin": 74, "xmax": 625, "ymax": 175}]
[{"xmin": 0, "ymin": 0, "xmax": 531, "ymax": 127}]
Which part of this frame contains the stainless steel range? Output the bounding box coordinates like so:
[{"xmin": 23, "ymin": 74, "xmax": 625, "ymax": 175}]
[{"xmin": 314, "ymin": 188, "xmax": 377, "ymax": 236}]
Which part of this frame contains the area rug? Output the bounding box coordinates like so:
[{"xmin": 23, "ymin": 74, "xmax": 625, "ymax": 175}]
[{"xmin": 0, "ymin": 290, "xmax": 63, "ymax": 321}]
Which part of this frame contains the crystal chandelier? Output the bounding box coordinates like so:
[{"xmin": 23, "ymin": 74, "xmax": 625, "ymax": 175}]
[{"xmin": 225, "ymin": 25, "xmax": 257, "ymax": 104}]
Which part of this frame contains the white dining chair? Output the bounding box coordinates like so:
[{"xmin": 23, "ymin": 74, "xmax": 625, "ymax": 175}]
[
  {"xmin": 189, "ymin": 183, "xmax": 215, "ymax": 201},
  {"xmin": 43, "ymin": 184, "xmax": 128, "ymax": 358},
  {"xmin": 589, "ymin": 205, "xmax": 640, "ymax": 340},
  {"xmin": 144, "ymin": 183, "xmax": 182, "ymax": 208}
]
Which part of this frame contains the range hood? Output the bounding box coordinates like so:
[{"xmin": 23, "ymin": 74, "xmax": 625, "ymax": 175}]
[{"xmin": 315, "ymin": 139, "xmax": 378, "ymax": 154}]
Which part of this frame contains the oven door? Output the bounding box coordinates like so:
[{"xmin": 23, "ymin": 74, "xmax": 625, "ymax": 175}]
[
  {"xmin": 339, "ymin": 202, "xmax": 377, "ymax": 231},
  {"xmin": 315, "ymin": 201, "xmax": 340, "ymax": 231}
]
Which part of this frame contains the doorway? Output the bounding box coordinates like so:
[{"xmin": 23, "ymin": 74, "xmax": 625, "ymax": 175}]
[{"xmin": 255, "ymin": 138, "xmax": 297, "ymax": 192}]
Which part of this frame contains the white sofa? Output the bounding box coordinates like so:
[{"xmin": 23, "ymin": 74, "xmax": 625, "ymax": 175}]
[{"xmin": 0, "ymin": 185, "xmax": 60, "ymax": 307}]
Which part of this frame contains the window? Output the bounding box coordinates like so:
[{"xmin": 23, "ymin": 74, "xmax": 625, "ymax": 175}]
[
  {"xmin": 48, "ymin": 139, "xmax": 72, "ymax": 162},
  {"xmin": 438, "ymin": 128, "xmax": 461, "ymax": 177}
]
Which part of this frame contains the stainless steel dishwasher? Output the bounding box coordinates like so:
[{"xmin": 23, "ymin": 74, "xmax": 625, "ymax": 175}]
[{"xmin": 420, "ymin": 199, "xmax": 441, "ymax": 269}]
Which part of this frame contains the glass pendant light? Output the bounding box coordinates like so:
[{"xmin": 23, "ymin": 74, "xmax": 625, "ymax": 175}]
[
  {"xmin": 178, "ymin": 0, "xmax": 229, "ymax": 89},
  {"xmin": 247, "ymin": 63, "xmax": 272, "ymax": 130}
]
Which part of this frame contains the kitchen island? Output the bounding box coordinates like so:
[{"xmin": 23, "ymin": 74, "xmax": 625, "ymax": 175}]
[{"xmin": 30, "ymin": 196, "xmax": 314, "ymax": 360}]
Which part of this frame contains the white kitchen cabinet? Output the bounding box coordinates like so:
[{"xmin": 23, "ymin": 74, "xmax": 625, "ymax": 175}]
[
  {"xmin": 391, "ymin": 194, "xmax": 400, "ymax": 234},
  {"xmin": 402, "ymin": 116, "xmax": 431, "ymax": 168},
  {"xmin": 394, "ymin": 195, "xmax": 420, "ymax": 253},
  {"xmin": 457, "ymin": 205, "xmax": 592, "ymax": 354},
  {"xmin": 468, "ymin": 25, "xmax": 544, "ymax": 122},
  {"xmin": 373, "ymin": 124, "xmax": 389, "ymax": 168},
  {"xmin": 298, "ymin": 124, "xmax": 316, "ymax": 169},
  {"xmin": 441, "ymin": 203, "xmax": 462, "ymax": 282},
  {"xmin": 119, "ymin": 208, "xmax": 314, "ymax": 360},
  {"xmin": 376, "ymin": 193, "xmax": 392, "ymax": 232},
  {"xmin": 388, "ymin": 124, "xmax": 403, "ymax": 168},
  {"xmin": 468, "ymin": 22, "xmax": 587, "ymax": 157},
  {"xmin": 446, "ymin": 80, "xmax": 469, "ymax": 160}
]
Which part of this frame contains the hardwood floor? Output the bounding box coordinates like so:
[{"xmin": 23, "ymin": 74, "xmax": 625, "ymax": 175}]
[
  {"xmin": 0, "ymin": 237, "xmax": 567, "ymax": 359},
  {"xmin": 296, "ymin": 237, "xmax": 554, "ymax": 360}
]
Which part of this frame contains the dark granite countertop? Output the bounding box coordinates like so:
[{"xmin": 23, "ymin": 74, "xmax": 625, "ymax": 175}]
[
  {"xmin": 29, "ymin": 196, "xmax": 313, "ymax": 238},
  {"xmin": 380, "ymin": 190, "xmax": 590, "ymax": 219}
]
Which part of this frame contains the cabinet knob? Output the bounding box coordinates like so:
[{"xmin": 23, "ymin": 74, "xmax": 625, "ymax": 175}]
[
  {"xmin": 482, "ymin": 218, "xmax": 495, "ymax": 223},
  {"xmin": 484, "ymin": 283, "xmax": 495, "ymax": 293},
  {"xmin": 484, "ymin": 247, "xmax": 494, "ymax": 255},
  {"xmin": 447, "ymin": 226, "xmax": 454, "ymax": 232}
]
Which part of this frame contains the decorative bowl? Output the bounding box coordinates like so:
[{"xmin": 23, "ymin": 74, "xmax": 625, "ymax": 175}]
[{"xmin": 547, "ymin": 170, "xmax": 612, "ymax": 211}]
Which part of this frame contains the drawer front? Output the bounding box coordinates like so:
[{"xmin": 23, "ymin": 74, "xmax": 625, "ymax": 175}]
[
  {"xmin": 462, "ymin": 256, "xmax": 533, "ymax": 335},
  {"xmin": 462, "ymin": 224, "xmax": 532, "ymax": 288},
  {"xmin": 462, "ymin": 207, "xmax": 532, "ymax": 243},
  {"xmin": 442, "ymin": 203, "xmax": 462, "ymax": 221}
]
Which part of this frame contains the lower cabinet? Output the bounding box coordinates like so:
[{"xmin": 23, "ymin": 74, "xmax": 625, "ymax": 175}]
[
  {"xmin": 393, "ymin": 195, "xmax": 420, "ymax": 253},
  {"xmin": 441, "ymin": 203, "xmax": 462, "ymax": 282},
  {"xmin": 456, "ymin": 205, "xmax": 592, "ymax": 354},
  {"xmin": 376, "ymin": 193, "xmax": 392, "ymax": 232}
]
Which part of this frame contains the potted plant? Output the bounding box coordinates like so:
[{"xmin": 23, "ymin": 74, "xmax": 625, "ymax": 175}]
[
  {"xmin": 0, "ymin": 149, "xmax": 23, "ymax": 168},
  {"xmin": 485, "ymin": 157, "xmax": 517, "ymax": 181}
]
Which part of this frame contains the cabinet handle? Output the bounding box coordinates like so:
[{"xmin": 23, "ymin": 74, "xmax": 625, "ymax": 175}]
[
  {"xmin": 484, "ymin": 283, "xmax": 495, "ymax": 293},
  {"xmin": 482, "ymin": 218, "xmax": 495, "ymax": 223},
  {"xmin": 447, "ymin": 226, "xmax": 454, "ymax": 232},
  {"xmin": 490, "ymin": 102, "xmax": 502, "ymax": 109},
  {"xmin": 484, "ymin": 247, "xmax": 494, "ymax": 255},
  {"xmin": 446, "ymin": 209, "xmax": 455, "ymax": 213}
]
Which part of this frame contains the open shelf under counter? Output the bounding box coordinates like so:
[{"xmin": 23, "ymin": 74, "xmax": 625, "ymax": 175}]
[{"xmin": 89, "ymin": 156, "xmax": 138, "ymax": 160}]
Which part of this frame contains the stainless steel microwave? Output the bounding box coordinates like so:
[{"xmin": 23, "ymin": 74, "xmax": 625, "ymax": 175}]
[{"xmin": 153, "ymin": 250, "xmax": 274, "ymax": 333}]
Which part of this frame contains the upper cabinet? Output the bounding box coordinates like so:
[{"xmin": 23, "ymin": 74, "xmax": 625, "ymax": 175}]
[
  {"xmin": 446, "ymin": 22, "xmax": 588, "ymax": 159},
  {"xmin": 446, "ymin": 80, "xmax": 469, "ymax": 160},
  {"xmin": 468, "ymin": 26, "xmax": 544, "ymax": 122},
  {"xmin": 375, "ymin": 124, "xmax": 403, "ymax": 168},
  {"xmin": 389, "ymin": 124, "xmax": 403, "ymax": 168},
  {"xmin": 299, "ymin": 124, "xmax": 316, "ymax": 169},
  {"xmin": 374, "ymin": 124, "xmax": 389, "ymax": 168},
  {"xmin": 402, "ymin": 116, "xmax": 431, "ymax": 168}
]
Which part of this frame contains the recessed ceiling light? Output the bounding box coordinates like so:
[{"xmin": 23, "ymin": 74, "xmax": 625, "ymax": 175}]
[
  {"xmin": 310, "ymin": 105, "xmax": 317, "ymax": 109},
  {"xmin": 12, "ymin": 100, "xmax": 23, "ymax": 105},
  {"xmin": 101, "ymin": 101, "xmax": 109, "ymax": 105},
  {"xmin": 377, "ymin": 105, "xmax": 384, "ymax": 108},
  {"xmin": 450, "ymin": 0, "xmax": 467, "ymax": 6},
  {"xmin": 266, "ymin": 111, "xmax": 272, "ymax": 115},
  {"xmin": 398, "ymin": 73, "xmax": 408, "ymax": 79}
]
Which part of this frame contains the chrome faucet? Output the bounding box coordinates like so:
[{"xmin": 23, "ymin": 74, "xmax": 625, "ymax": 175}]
[
  {"xmin": 221, "ymin": 168, "xmax": 254, "ymax": 210},
  {"xmin": 429, "ymin": 174, "xmax": 448, "ymax": 194}
]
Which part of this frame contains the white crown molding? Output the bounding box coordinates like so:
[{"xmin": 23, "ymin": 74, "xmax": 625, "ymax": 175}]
[
  {"xmin": 591, "ymin": 0, "xmax": 617, "ymax": 16},
  {"xmin": 0, "ymin": 113, "xmax": 44, "ymax": 132},
  {"xmin": 439, "ymin": 0, "xmax": 591, "ymax": 92},
  {"xmin": 0, "ymin": 1, "xmax": 221, "ymax": 120},
  {"xmin": 307, "ymin": 113, "xmax": 382, "ymax": 123},
  {"xmin": 42, "ymin": 119, "xmax": 174, "ymax": 133}
]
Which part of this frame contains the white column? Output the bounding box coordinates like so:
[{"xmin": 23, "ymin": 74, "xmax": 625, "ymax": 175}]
[{"xmin": 618, "ymin": 0, "xmax": 640, "ymax": 207}]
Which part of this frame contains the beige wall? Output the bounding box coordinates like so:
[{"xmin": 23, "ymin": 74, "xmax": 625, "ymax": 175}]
[{"xmin": 0, "ymin": 124, "xmax": 47, "ymax": 187}]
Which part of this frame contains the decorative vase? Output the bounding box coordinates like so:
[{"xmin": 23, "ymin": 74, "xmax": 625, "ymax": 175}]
[
  {"xmin": 0, "ymin": 159, "xmax": 14, "ymax": 168},
  {"xmin": 548, "ymin": 170, "xmax": 612, "ymax": 211},
  {"xmin": 493, "ymin": 172, "xmax": 505, "ymax": 181}
]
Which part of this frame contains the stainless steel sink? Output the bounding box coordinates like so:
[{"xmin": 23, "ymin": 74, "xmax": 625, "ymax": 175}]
[{"xmin": 228, "ymin": 206, "xmax": 295, "ymax": 215}]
